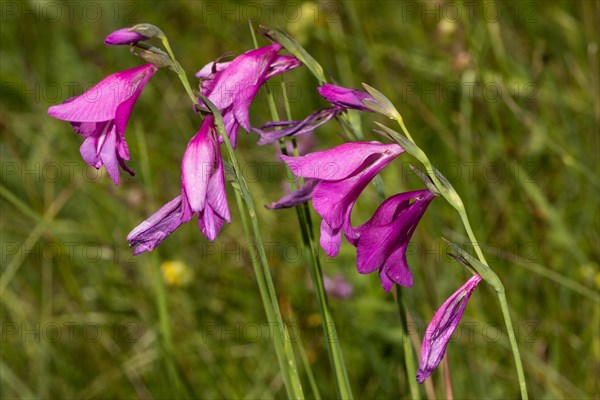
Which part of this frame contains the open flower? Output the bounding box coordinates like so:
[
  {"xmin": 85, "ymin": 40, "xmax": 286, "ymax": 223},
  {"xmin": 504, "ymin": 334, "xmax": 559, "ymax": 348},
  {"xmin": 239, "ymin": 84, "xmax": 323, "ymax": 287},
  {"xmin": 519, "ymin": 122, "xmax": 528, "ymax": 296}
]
[
  {"xmin": 198, "ymin": 43, "xmax": 301, "ymax": 147},
  {"xmin": 48, "ymin": 64, "xmax": 157, "ymax": 185},
  {"xmin": 253, "ymin": 84, "xmax": 375, "ymax": 144},
  {"xmin": 277, "ymin": 141, "xmax": 404, "ymax": 256},
  {"xmin": 350, "ymin": 190, "xmax": 435, "ymax": 290},
  {"xmin": 417, "ymin": 274, "xmax": 483, "ymax": 383},
  {"xmin": 128, "ymin": 115, "xmax": 230, "ymax": 254}
]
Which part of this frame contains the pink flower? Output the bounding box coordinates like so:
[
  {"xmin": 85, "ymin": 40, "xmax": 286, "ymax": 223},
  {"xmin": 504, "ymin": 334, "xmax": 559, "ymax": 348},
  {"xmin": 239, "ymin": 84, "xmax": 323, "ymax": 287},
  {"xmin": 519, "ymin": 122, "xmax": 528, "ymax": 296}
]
[
  {"xmin": 197, "ymin": 43, "xmax": 301, "ymax": 147},
  {"xmin": 128, "ymin": 115, "xmax": 230, "ymax": 254},
  {"xmin": 274, "ymin": 141, "xmax": 404, "ymax": 257},
  {"xmin": 48, "ymin": 64, "xmax": 157, "ymax": 185}
]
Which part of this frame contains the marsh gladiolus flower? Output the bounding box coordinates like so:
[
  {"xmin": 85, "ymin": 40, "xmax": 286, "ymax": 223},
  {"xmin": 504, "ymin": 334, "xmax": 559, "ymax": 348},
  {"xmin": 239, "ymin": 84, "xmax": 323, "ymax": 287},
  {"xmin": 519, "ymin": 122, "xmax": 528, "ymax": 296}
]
[
  {"xmin": 48, "ymin": 64, "xmax": 157, "ymax": 185},
  {"xmin": 318, "ymin": 84, "xmax": 374, "ymax": 112},
  {"xmin": 417, "ymin": 274, "xmax": 483, "ymax": 383},
  {"xmin": 104, "ymin": 27, "xmax": 149, "ymax": 45},
  {"xmin": 128, "ymin": 115, "xmax": 230, "ymax": 254},
  {"xmin": 278, "ymin": 142, "xmax": 404, "ymax": 256},
  {"xmin": 253, "ymin": 84, "xmax": 375, "ymax": 144},
  {"xmin": 180, "ymin": 115, "xmax": 230, "ymax": 240},
  {"xmin": 350, "ymin": 190, "xmax": 435, "ymax": 290},
  {"xmin": 127, "ymin": 195, "xmax": 190, "ymax": 255},
  {"xmin": 198, "ymin": 44, "xmax": 301, "ymax": 147}
]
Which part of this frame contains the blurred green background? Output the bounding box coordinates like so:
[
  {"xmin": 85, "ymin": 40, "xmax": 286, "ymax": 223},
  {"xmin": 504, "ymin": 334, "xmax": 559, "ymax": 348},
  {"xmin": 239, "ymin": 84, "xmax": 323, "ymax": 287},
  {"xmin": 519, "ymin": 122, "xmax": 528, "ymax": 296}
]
[{"xmin": 1, "ymin": 0, "xmax": 599, "ymax": 398}]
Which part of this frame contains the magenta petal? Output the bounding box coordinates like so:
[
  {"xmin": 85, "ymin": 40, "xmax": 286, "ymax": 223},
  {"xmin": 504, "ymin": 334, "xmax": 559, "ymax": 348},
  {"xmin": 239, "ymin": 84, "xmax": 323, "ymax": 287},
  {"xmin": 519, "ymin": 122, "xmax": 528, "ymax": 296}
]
[
  {"xmin": 206, "ymin": 43, "xmax": 280, "ymax": 112},
  {"xmin": 280, "ymin": 142, "xmax": 401, "ymax": 181},
  {"xmin": 382, "ymin": 245, "xmax": 413, "ymax": 287},
  {"xmin": 205, "ymin": 145, "xmax": 230, "ymax": 222},
  {"xmin": 113, "ymin": 66, "xmax": 157, "ymax": 135},
  {"xmin": 80, "ymin": 134, "xmax": 101, "ymax": 168},
  {"xmin": 199, "ymin": 206, "xmax": 225, "ymax": 241},
  {"xmin": 181, "ymin": 116, "xmax": 216, "ymax": 212},
  {"xmin": 417, "ymin": 274, "xmax": 483, "ymax": 383},
  {"xmin": 355, "ymin": 224, "xmax": 394, "ymax": 274},
  {"xmin": 320, "ymin": 219, "xmax": 342, "ymax": 257},
  {"xmin": 98, "ymin": 126, "xmax": 120, "ymax": 185},
  {"xmin": 104, "ymin": 27, "xmax": 149, "ymax": 45},
  {"xmin": 265, "ymin": 55, "xmax": 302, "ymax": 80},
  {"xmin": 48, "ymin": 64, "xmax": 156, "ymax": 123},
  {"xmin": 312, "ymin": 151, "xmax": 398, "ymax": 231},
  {"xmin": 379, "ymin": 268, "xmax": 395, "ymax": 292}
]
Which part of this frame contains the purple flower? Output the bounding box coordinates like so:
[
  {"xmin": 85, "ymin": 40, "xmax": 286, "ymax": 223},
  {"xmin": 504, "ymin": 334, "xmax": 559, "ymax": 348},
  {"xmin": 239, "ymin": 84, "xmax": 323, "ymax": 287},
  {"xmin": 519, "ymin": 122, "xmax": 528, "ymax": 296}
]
[
  {"xmin": 104, "ymin": 27, "xmax": 149, "ymax": 46},
  {"xmin": 128, "ymin": 115, "xmax": 230, "ymax": 254},
  {"xmin": 253, "ymin": 107, "xmax": 343, "ymax": 145},
  {"xmin": 48, "ymin": 64, "xmax": 157, "ymax": 185},
  {"xmin": 199, "ymin": 43, "xmax": 301, "ymax": 147},
  {"xmin": 323, "ymin": 273, "xmax": 353, "ymax": 298},
  {"xmin": 417, "ymin": 274, "xmax": 483, "ymax": 383},
  {"xmin": 350, "ymin": 190, "xmax": 435, "ymax": 291},
  {"xmin": 127, "ymin": 195, "xmax": 190, "ymax": 255},
  {"xmin": 277, "ymin": 141, "xmax": 404, "ymax": 257},
  {"xmin": 253, "ymin": 84, "xmax": 375, "ymax": 144},
  {"xmin": 318, "ymin": 84, "xmax": 374, "ymax": 112}
]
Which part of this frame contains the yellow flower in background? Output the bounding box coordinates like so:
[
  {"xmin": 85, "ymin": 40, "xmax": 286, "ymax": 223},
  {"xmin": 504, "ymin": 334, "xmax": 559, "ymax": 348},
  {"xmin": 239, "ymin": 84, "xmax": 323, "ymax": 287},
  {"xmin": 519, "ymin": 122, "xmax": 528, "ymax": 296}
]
[
  {"xmin": 161, "ymin": 260, "xmax": 193, "ymax": 287},
  {"xmin": 287, "ymin": 2, "xmax": 320, "ymax": 45}
]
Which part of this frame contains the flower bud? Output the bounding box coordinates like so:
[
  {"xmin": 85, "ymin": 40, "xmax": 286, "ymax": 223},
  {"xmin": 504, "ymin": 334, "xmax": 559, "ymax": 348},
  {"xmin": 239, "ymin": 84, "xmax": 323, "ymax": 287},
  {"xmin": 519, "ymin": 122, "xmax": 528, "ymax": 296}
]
[{"xmin": 104, "ymin": 27, "xmax": 149, "ymax": 46}]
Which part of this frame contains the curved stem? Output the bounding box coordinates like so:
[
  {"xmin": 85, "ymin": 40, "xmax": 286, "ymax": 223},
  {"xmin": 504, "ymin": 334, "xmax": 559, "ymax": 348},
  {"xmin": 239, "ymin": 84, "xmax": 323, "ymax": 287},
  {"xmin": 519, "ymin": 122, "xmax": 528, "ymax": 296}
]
[
  {"xmin": 397, "ymin": 117, "xmax": 528, "ymax": 399},
  {"xmin": 164, "ymin": 36, "xmax": 304, "ymax": 398}
]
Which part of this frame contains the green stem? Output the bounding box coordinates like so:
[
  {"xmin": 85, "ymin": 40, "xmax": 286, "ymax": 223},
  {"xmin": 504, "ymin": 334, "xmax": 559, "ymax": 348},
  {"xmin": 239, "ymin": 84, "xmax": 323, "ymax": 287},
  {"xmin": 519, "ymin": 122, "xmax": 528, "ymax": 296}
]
[
  {"xmin": 458, "ymin": 210, "xmax": 528, "ymax": 400},
  {"xmin": 159, "ymin": 36, "xmax": 197, "ymax": 104},
  {"xmin": 152, "ymin": 256, "xmax": 182, "ymax": 396},
  {"xmin": 395, "ymin": 117, "xmax": 528, "ymax": 399},
  {"xmin": 220, "ymin": 117, "xmax": 304, "ymax": 400},
  {"xmin": 395, "ymin": 287, "xmax": 420, "ymax": 400},
  {"xmin": 273, "ymin": 79, "xmax": 353, "ymax": 399},
  {"xmin": 161, "ymin": 32, "xmax": 304, "ymax": 398}
]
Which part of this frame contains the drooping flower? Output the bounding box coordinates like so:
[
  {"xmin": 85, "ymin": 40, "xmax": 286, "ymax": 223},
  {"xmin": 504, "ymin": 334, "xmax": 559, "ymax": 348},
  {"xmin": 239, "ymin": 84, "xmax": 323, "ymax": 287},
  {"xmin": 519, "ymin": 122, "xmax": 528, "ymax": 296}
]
[
  {"xmin": 417, "ymin": 274, "xmax": 483, "ymax": 383},
  {"xmin": 127, "ymin": 195, "xmax": 190, "ymax": 255},
  {"xmin": 180, "ymin": 115, "xmax": 230, "ymax": 240},
  {"xmin": 48, "ymin": 64, "xmax": 157, "ymax": 185},
  {"xmin": 276, "ymin": 141, "xmax": 404, "ymax": 257},
  {"xmin": 253, "ymin": 84, "xmax": 375, "ymax": 144},
  {"xmin": 349, "ymin": 190, "xmax": 436, "ymax": 291},
  {"xmin": 128, "ymin": 115, "xmax": 230, "ymax": 254},
  {"xmin": 104, "ymin": 27, "xmax": 150, "ymax": 46},
  {"xmin": 198, "ymin": 43, "xmax": 301, "ymax": 147}
]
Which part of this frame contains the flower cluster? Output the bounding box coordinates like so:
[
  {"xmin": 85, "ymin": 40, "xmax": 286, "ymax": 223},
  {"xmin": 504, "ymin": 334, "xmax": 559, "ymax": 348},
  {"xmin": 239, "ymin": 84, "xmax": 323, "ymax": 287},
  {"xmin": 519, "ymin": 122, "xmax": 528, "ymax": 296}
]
[
  {"xmin": 48, "ymin": 25, "xmax": 484, "ymax": 385},
  {"xmin": 263, "ymin": 83, "xmax": 482, "ymax": 383}
]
